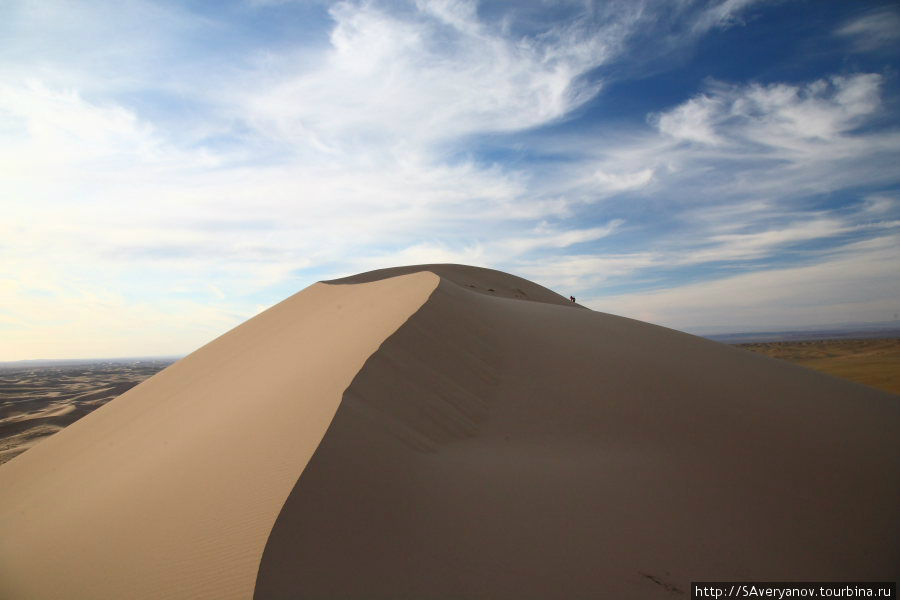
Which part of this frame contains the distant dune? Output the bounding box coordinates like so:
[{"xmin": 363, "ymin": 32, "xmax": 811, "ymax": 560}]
[
  {"xmin": 1, "ymin": 265, "xmax": 897, "ymax": 599},
  {"xmin": 0, "ymin": 360, "xmax": 173, "ymax": 465}
]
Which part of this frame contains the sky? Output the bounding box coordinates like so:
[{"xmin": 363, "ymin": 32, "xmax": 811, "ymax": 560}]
[{"xmin": 2, "ymin": 0, "xmax": 900, "ymax": 360}]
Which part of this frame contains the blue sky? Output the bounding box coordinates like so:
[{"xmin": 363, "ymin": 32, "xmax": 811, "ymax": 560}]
[{"xmin": 2, "ymin": 0, "xmax": 899, "ymax": 360}]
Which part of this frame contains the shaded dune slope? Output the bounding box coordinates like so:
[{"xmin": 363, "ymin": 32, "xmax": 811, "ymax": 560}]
[
  {"xmin": 1, "ymin": 264, "xmax": 898, "ymax": 600},
  {"xmin": 259, "ymin": 265, "xmax": 900, "ymax": 598}
]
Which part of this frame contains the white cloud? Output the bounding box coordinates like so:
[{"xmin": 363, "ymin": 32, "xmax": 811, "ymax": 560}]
[
  {"xmin": 690, "ymin": 0, "xmax": 763, "ymax": 33},
  {"xmin": 497, "ymin": 221, "xmax": 624, "ymax": 255},
  {"xmin": 654, "ymin": 93, "xmax": 724, "ymax": 145},
  {"xmin": 515, "ymin": 251, "xmax": 660, "ymax": 292},
  {"xmin": 593, "ymin": 168, "xmax": 655, "ymax": 191},
  {"xmin": 588, "ymin": 235, "xmax": 900, "ymax": 333},
  {"xmin": 0, "ymin": 289, "xmax": 244, "ymax": 361},
  {"xmin": 509, "ymin": 199, "xmax": 900, "ymax": 296},
  {"xmin": 654, "ymin": 74, "xmax": 883, "ymax": 149},
  {"xmin": 736, "ymin": 74, "xmax": 882, "ymax": 145},
  {"xmin": 348, "ymin": 220, "xmax": 625, "ymax": 276},
  {"xmin": 862, "ymin": 195, "xmax": 897, "ymax": 215},
  {"xmin": 555, "ymin": 71, "xmax": 899, "ymax": 218},
  {"xmin": 836, "ymin": 7, "xmax": 900, "ymax": 53},
  {"xmin": 2, "ymin": 0, "xmax": 648, "ymax": 315},
  {"xmin": 1, "ymin": 0, "xmax": 899, "ymax": 359},
  {"xmin": 241, "ymin": 0, "xmax": 641, "ymax": 153},
  {"xmin": 698, "ymin": 219, "xmax": 849, "ymax": 261},
  {"xmin": 0, "ymin": 81, "xmax": 168, "ymax": 180}
]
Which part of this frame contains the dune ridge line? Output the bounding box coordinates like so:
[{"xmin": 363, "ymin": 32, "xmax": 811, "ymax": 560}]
[
  {"xmin": 257, "ymin": 264, "xmax": 900, "ymax": 598},
  {"xmin": 0, "ymin": 272, "xmax": 439, "ymax": 600}
]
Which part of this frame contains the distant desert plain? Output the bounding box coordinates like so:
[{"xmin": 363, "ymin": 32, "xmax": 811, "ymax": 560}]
[
  {"xmin": 739, "ymin": 337, "xmax": 900, "ymax": 396},
  {"xmin": 0, "ymin": 359, "xmax": 173, "ymax": 465}
]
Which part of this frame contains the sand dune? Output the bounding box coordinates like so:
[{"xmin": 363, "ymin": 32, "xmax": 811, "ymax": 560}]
[{"xmin": 1, "ymin": 265, "xmax": 898, "ymax": 599}]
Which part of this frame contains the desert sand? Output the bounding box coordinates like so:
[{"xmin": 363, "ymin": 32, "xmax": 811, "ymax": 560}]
[
  {"xmin": 1, "ymin": 264, "xmax": 898, "ymax": 599},
  {"xmin": 0, "ymin": 360, "xmax": 172, "ymax": 465},
  {"xmin": 739, "ymin": 338, "xmax": 900, "ymax": 395}
]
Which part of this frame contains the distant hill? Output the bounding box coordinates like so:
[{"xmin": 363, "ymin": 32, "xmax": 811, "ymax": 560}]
[
  {"xmin": 706, "ymin": 324, "xmax": 900, "ymax": 344},
  {"xmin": 0, "ymin": 356, "xmax": 181, "ymax": 370}
]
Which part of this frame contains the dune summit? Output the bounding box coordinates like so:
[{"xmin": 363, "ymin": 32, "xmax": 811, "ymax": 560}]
[{"xmin": 1, "ymin": 264, "xmax": 898, "ymax": 599}]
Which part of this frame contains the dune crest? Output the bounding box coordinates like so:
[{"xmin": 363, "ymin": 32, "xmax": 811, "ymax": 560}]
[
  {"xmin": 0, "ymin": 272, "xmax": 439, "ymax": 599},
  {"xmin": 1, "ymin": 264, "xmax": 898, "ymax": 599}
]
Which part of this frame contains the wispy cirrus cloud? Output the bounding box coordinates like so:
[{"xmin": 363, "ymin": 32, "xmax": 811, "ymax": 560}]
[
  {"xmin": 502, "ymin": 72, "xmax": 900, "ymax": 307},
  {"xmin": 241, "ymin": 0, "xmax": 637, "ymax": 151},
  {"xmin": 652, "ymin": 73, "xmax": 884, "ymax": 150},
  {"xmin": 2, "ymin": 0, "xmax": 899, "ymax": 359},
  {"xmin": 836, "ymin": 6, "xmax": 900, "ymax": 53},
  {"xmin": 589, "ymin": 235, "xmax": 900, "ymax": 333}
]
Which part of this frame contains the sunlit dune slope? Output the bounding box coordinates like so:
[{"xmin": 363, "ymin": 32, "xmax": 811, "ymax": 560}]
[
  {"xmin": 2, "ymin": 264, "xmax": 898, "ymax": 600},
  {"xmin": 0, "ymin": 272, "xmax": 439, "ymax": 600}
]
